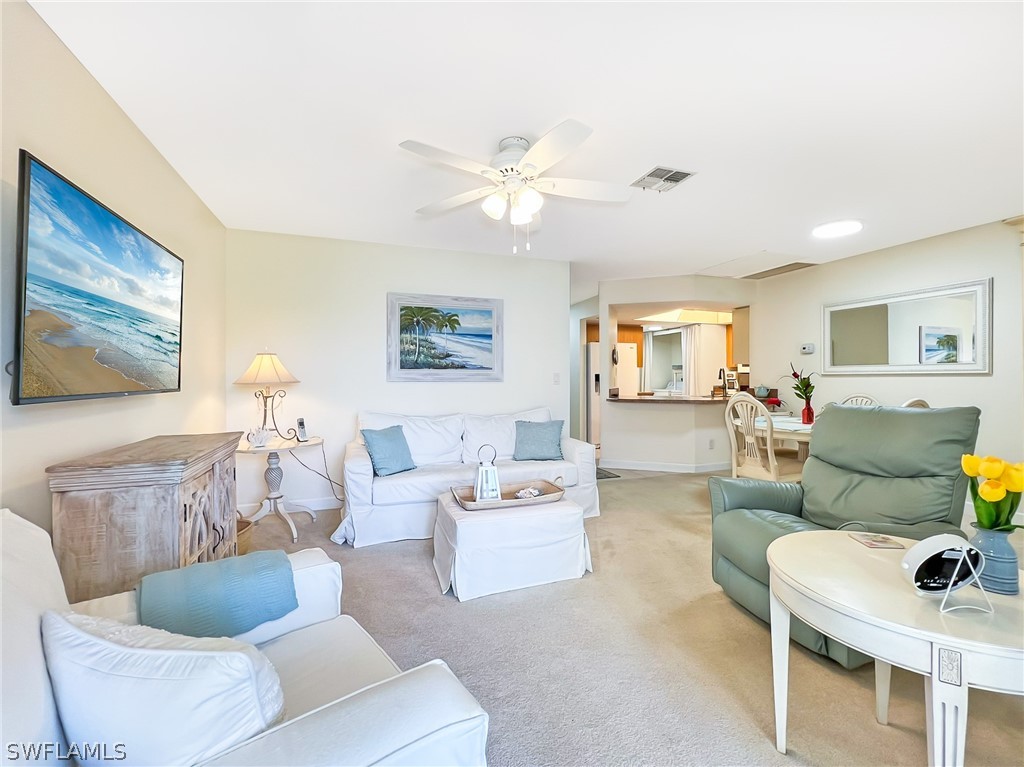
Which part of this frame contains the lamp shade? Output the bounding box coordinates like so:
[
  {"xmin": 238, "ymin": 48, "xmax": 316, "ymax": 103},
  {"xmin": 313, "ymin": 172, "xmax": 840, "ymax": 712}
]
[
  {"xmin": 517, "ymin": 187, "xmax": 544, "ymax": 215},
  {"xmin": 509, "ymin": 203, "xmax": 533, "ymax": 226},
  {"xmin": 481, "ymin": 193, "xmax": 507, "ymax": 221},
  {"xmin": 234, "ymin": 353, "xmax": 299, "ymax": 386}
]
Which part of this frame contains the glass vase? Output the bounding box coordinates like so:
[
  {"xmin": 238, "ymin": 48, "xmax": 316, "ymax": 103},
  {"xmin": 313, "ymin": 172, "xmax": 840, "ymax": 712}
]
[
  {"xmin": 801, "ymin": 400, "xmax": 814, "ymax": 425},
  {"xmin": 969, "ymin": 523, "xmax": 1019, "ymax": 595}
]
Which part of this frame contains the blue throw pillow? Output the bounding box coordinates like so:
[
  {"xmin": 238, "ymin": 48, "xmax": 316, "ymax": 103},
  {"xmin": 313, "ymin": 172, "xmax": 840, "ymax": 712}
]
[
  {"xmin": 362, "ymin": 425, "xmax": 416, "ymax": 477},
  {"xmin": 513, "ymin": 419, "xmax": 564, "ymax": 461}
]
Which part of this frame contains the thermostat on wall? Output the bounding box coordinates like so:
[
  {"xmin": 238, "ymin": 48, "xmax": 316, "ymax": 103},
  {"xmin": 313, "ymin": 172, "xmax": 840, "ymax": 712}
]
[{"xmin": 800, "ymin": 343, "xmax": 815, "ymax": 354}]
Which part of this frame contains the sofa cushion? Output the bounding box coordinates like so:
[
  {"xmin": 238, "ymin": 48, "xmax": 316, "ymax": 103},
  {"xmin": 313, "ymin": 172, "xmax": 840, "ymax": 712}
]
[
  {"xmin": 362, "ymin": 425, "xmax": 417, "ymax": 477},
  {"xmin": 259, "ymin": 615, "xmax": 401, "ymax": 719},
  {"xmin": 513, "ymin": 419, "xmax": 564, "ymax": 461},
  {"xmin": 373, "ymin": 463, "xmax": 477, "ymax": 506},
  {"xmin": 359, "ymin": 412, "xmax": 464, "ymax": 465},
  {"xmin": 494, "ymin": 458, "xmax": 579, "ymax": 488},
  {"xmin": 462, "ymin": 408, "xmax": 551, "ymax": 463},
  {"xmin": 712, "ymin": 509, "xmax": 827, "ymax": 585},
  {"xmin": 370, "ymin": 460, "xmax": 580, "ymax": 506},
  {"xmin": 42, "ymin": 611, "xmax": 283, "ymax": 766},
  {"xmin": 801, "ymin": 405, "xmax": 980, "ymax": 530}
]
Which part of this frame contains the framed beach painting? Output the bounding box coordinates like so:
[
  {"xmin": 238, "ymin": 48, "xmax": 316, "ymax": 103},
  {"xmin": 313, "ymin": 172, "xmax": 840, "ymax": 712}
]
[
  {"xmin": 386, "ymin": 293, "xmax": 503, "ymax": 382},
  {"xmin": 919, "ymin": 326, "xmax": 961, "ymax": 364},
  {"xmin": 12, "ymin": 150, "xmax": 183, "ymax": 405}
]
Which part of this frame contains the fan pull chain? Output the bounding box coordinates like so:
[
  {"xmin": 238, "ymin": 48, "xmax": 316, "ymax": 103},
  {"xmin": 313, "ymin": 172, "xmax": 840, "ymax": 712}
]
[
  {"xmin": 526, "ymin": 222, "xmax": 531, "ymax": 251},
  {"xmin": 512, "ymin": 223, "xmax": 518, "ymax": 255}
]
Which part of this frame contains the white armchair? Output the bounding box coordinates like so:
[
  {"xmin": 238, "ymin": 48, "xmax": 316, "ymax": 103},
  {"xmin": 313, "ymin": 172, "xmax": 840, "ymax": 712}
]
[{"xmin": 1, "ymin": 509, "xmax": 488, "ymax": 766}]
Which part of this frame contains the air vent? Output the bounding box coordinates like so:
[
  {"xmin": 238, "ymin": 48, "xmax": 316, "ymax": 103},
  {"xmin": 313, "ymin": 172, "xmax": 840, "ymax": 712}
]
[
  {"xmin": 743, "ymin": 262, "xmax": 816, "ymax": 280},
  {"xmin": 631, "ymin": 167, "xmax": 693, "ymax": 192}
]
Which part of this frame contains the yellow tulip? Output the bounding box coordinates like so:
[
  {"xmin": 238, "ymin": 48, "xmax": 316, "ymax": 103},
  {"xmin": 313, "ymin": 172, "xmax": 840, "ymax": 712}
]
[
  {"xmin": 978, "ymin": 479, "xmax": 1007, "ymax": 503},
  {"xmin": 978, "ymin": 456, "xmax": 1007, "ymax": 480},
  {"xmin": 961, "ymin": 454, "xmax": 981, "ymax": 477},
  {"xmin": 1001, "ymin": 465, "xmax": 1024, "ymax": 493}
]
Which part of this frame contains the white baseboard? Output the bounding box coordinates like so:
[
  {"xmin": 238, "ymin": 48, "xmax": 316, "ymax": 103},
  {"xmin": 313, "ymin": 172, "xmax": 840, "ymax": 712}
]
[
  {"xmin": 237, "ymin": 496, "xmax": 342, "ymax": 516},
  {"xmin": 599, "ymin": 460, "xmax": 731, "ymax": 474}
]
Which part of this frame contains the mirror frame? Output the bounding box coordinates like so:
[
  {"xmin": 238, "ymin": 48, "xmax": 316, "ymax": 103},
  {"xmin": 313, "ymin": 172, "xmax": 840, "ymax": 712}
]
[{"xmin": 821, "ymin": 278, "xmax": 992, "ymax": 376}]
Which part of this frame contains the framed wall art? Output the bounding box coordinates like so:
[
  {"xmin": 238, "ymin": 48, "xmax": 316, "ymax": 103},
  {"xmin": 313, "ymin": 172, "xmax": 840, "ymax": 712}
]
[{"xmin": 386, "ymin": 293, "xmax": 503, "ymax": 382}]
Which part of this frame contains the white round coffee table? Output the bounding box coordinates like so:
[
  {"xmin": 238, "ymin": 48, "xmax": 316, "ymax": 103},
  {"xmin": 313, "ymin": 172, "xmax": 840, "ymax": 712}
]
[{"xmin": 767, "ymin": 530, "xmax": 1023, "ymax": 767}]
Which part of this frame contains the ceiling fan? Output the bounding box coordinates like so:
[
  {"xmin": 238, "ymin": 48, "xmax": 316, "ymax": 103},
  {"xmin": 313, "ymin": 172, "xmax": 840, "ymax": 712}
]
[{"xmin": 399, "ymin": 119, "xmax": 630, "ymax": 231}]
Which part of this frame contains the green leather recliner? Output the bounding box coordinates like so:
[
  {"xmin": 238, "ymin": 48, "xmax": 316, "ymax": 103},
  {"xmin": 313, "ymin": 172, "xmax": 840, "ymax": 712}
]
[{"xmin": 709, "ymin": 404, "xmax": 981, "ymax": 669}]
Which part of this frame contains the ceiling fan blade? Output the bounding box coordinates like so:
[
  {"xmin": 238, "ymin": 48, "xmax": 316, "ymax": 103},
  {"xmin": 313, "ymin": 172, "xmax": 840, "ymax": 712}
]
[
  {"xmin": 534, "ymin": 178, "xmax": 631, "ymax": 203},
  {"xmin": 415, "ymin": 186, "xmax": 497, "ymax": 215},
  {"xmin": 399, "ymin": 140, "xmax": 494, "ymax": 178},
  {"xmin": 519, "ymin": 119, "xmax": 593, "ymax": 175}
]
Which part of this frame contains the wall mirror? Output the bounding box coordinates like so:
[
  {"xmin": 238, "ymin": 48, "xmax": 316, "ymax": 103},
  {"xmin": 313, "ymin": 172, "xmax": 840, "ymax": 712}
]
[{"xmin": 822, "ymin": 279, "xmax": 992, "ymax": 375}]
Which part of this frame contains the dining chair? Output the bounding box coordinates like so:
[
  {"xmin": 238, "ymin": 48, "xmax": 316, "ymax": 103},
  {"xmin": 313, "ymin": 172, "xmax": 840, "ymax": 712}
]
[
  {"xmin": 900, "ymin": 398, "xmax": 930, "ymax": 408},
  {"xmin": 725, "ymin": 392, "xmax": 805, "ymax": 483},
  {"xmin": 840, "ymin": 393, "xmax": 880, "ymax": 406}
]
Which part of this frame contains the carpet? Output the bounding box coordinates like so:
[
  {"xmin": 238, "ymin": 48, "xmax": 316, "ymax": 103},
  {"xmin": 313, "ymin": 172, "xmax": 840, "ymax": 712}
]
[
  {"xmin": 595, "ymin": 467, "xmax": 620, "ymax": 479},
  {"xmin": 254, "ymin": 475, "xmax": 1023, "ymax": 766}
]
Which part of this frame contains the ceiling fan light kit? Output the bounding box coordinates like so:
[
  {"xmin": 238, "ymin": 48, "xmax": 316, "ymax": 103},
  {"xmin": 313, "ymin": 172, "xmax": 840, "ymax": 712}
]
[
  {"xmin": 401, "ymin": 119, "xmax": 631, "ymax": 253},
  {"xmin": 481, "ymin": 193, "xmax": 507, "ymax": 221}
]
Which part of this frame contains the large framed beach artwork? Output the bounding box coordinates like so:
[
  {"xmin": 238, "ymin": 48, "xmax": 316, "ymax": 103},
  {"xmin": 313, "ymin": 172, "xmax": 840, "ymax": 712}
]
[
  {"xmin": 386, "ymin": 293, "xmax": 503, "ymax": 382},
  {"xmin": 11, "ymin": 150, "xmax": 184, "ymax": 405}
]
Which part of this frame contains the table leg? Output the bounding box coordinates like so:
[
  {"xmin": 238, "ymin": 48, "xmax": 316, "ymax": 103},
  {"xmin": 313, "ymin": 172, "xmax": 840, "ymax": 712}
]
[
  {"xmin": 926, "ymin": 646, "xmax": 968, "ymax": 767},
  {"xmin": 269, "ymin": 498, "xmax": 299, "ymax": 543},
  {"xmin": 769, "ymin": 584, "xmax": 791, "ymax": 754},
  {"xmin": 875, "ymin": 660, "xmax": 892, "ymax": 725}
]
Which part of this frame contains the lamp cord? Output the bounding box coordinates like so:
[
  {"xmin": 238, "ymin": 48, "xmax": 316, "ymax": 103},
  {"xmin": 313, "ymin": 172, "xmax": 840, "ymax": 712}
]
[{"xmin": 288, "ymin": 442, "xmax": 345, "ymax": 505}]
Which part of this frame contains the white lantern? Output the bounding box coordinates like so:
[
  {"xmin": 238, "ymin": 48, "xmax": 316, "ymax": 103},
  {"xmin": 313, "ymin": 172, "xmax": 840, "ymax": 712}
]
[{"xmin": 473, "ymin": 444, "xmax": 501, "ymax": 502}]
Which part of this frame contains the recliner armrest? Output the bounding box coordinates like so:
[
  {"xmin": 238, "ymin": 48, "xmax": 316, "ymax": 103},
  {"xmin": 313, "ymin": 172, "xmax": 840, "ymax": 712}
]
[
  {"xmin": 708, "ymin": 477, "xmax": 804, "ymax": 519},
  {"xmin": 201, "ymin": 659, "xmax": 489, "ymax": 767}
]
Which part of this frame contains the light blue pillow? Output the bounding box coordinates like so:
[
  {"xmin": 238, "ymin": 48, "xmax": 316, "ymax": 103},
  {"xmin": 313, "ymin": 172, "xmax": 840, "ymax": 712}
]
[
  {"xmin": 513, "ymin": 419, "xmax": 564, "ymax": 461},
  {"xmin": 361, "ymin": 425, "xmax": 416, "ymax": 477}
]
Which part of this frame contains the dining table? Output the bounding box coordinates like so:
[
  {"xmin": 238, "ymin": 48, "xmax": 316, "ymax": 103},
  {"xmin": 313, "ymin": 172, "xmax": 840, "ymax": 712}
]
[{"xmin": 753, "ymin": 415, "xmax": 814, "ymax": 460}]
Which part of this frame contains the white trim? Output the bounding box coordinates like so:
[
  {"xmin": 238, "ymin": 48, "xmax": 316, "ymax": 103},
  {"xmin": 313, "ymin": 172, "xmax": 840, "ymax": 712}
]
[{"xmin": 599, "ymin": 460, "xmax": 731, "ymax": 474}]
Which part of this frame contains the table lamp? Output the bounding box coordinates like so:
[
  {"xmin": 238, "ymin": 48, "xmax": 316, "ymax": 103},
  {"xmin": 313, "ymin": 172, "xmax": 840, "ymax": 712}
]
[{"xmin": 235, "ymin": 352, "xmax": 300, "ymax": 440}]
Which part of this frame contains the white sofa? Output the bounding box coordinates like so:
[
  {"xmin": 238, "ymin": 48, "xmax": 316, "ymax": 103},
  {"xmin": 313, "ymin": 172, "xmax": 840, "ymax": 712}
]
[
  {"xmin": 1, "ymin": 508, "xmax": 489, "ymax": 766},
  {"xmin": 333, "ymin": 408, "xmax": 600, "ymax": 548}
]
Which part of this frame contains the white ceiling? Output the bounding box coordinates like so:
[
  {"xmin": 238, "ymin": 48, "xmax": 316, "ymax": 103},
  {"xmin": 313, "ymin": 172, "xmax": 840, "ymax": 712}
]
[{"xmin": 28, "ymin": 1, "xmax": 1024, "ymax": 302}]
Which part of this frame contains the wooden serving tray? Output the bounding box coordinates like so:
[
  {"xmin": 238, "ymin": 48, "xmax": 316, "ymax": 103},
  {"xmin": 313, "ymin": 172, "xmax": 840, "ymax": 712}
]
[{"xmin": 450, "ymin": 479, "xmax": 565, "ymax": 511}]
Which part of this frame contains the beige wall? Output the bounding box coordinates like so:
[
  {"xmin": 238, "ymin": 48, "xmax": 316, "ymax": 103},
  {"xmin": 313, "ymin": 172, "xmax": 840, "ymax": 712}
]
[
  {"xmin": 751, "ymin": 221, "xmax": 1023, "ymax": 459},
  {"xmin": 0, "ymin": 1, "xmax": 228, "ymax": 529},
  {"xmin": 225, "ymin": 230, "xmax": 570, "ymax": 511}
]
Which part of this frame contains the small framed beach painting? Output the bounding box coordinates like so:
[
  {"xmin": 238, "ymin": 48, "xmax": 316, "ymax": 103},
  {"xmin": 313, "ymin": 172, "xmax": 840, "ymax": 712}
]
[
  {"xmin": 919, "ymin": 326, "xmax": 961, "ymax": 364},
  {"xmin": 386, "ymin": 293, "xmax": 503, "ymax": 382}
]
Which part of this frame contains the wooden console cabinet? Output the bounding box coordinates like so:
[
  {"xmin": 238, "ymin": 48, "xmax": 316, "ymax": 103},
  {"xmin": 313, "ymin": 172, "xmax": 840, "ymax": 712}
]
[{"xmin": 47, "ymin": 432, "xmax": 243, "ymax": 602}]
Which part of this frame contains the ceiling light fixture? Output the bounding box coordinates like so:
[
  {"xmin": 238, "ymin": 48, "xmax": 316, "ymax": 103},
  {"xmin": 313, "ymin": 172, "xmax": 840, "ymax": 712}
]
[
  {"xmin": 812, "ymin": 220, "xmax": 863, "ymax": 239},
  {"xmin": 481, "ymin": 192, "xmax": 507, "ymax": 221},
  {"xmin": 509, "ymin": 202, "xmax": 533, "ymax": 227},
  {"xmin": 517, "ymin": 187, "xmax": 544, "ymax": 216}
]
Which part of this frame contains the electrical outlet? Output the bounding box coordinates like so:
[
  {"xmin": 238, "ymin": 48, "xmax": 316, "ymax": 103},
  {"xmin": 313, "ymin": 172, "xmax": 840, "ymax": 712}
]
[
  {"xmin": 553, "ymin": 372, "xmax": 560, "ymax": 385},
  {"xmin": 708, "ymin": 438, "xmax": 715, "ymax": 450}
]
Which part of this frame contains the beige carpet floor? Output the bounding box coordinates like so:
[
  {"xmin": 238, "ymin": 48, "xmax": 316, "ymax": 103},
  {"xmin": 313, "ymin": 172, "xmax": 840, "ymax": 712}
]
[{"xmin": 253, "ymin": 474, "xmax": 1024, "ymax": 766}]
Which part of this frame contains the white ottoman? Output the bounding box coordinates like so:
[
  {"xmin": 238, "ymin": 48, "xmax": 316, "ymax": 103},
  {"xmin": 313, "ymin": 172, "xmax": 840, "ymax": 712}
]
[{"xmin": 432, "ymin": 493, "xmax": 593, "ymax": 601}]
